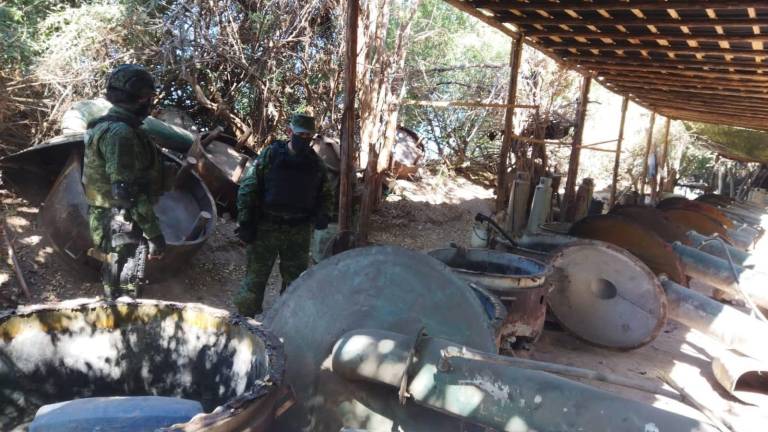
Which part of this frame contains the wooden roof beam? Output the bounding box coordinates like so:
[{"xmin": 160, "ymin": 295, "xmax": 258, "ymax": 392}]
[
  {"xmin": 472, "ymin": 0, "xmax": 768, "ymax": 12},
  {"xmin": 523, "ymin": 29, "xmax": 768, "ymax": 43},
  {"xmin": 502, "ymin": 16, "xmax": 768, "ymax": 28},
  {"xmin": 597, "ymin": 72, "xmax": 768, "ymax": 88},
  {"xmin": 608, "ymin": 82, "xmax": 768, "ymax": 99},
  {"xmin": 626, "ymin": 94, "xmax": 768, "ymax": 114},
  {"xmin": 599, "ymin": 79, "xmax": 768, "ymax": 97},
  {"xmin": 584, "ymin": 62, "xmax": 768, "ymax": 78},
  {"xmin": 654, "ymin": 110, "xmax": 768, "ymax": 130},
  {"xmin": 624, "ymin": 90, "xmax": 768, "ymax": 109},
  {"xmin": 564, "ymin": 54, "xmax": 768, "ymax": 71},
  {"xmin": 598, "ymin": 75, "xmax": 768, "ymax": 91},
  {"xmin": 545, "ymin": 41, "xmax": 767, "ymax": 57}
]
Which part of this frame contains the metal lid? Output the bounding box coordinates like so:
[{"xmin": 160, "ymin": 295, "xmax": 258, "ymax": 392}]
[{"xmin": 548, "ymin": 240, "xmax": 668, "ymax": 350}]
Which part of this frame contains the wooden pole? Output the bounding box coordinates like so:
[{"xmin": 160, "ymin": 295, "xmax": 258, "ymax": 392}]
[
  {"xmin": 640, "ymin": 112, "xmax": 657, "ymax": 202},
  {"xmin": 338, "ymin": 0, "xmax": 358, "ymax": 232},
  {"xmin": 2, "ymin": 224, "xmax": 31, "ymax": 300},
  {"xmin": 609, "ymin": 96, "xmax": 629, "ymax": 209},
  {"xmin": 496, "ymin": 34, "xmax": 525, "ymax": 212},
  {"xmin": 562, "ymin": 75, "xmax": 591, "ymax": 222},
  {"xmin": 658, "ymin": 118, "xmax": 672, "ymax": 198}
]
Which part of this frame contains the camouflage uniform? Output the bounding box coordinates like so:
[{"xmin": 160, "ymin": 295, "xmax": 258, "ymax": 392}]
[
  {"xmin": 83, "ymin": 104, "xmax": 165, "ymax": 296},
  {"xmin": 234, "ymin": 137, "xmax": 334, "ymax": 316}
]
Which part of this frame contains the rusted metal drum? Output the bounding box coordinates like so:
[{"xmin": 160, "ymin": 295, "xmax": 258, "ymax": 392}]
[
  {"xmin": 187, "ymin": 135, "xmax": 255, "ymax": 216},
  {"xmin": 657, "ymin": 197, "xmax": 735, "ymax": 229},
  {"xmin": 569, "ymin": 214, "xmax": 688, "ymax": 285},
  {"xmin": 0, "ymin": 298, "xmax": 285, "ymax": 431},
  {"xmin": 548, "ymin": 240, "xmax": 668, "ymax": 350},
  {"xmin": 661, "ymin": 207, "xmax": 732, "ymax": 242},
  {"xmin": 36, "ymin": 143, "xmax": 216, "ymax": 280},
  {"xmin": 428, "ymin": 247, "xmax": 551, "ymax": 343},
  {"xmin": 610, "ymin": 205, "xmax": 691, "ymax": 245}
]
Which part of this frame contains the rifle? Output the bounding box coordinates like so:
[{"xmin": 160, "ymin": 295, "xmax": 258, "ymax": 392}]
[
  {"xmin": 120, "ymin": 238, "xmax": 148, "ymax": 297},
  {"xmin": 87, "ymin": 208, "xmax": 148, "ymax": 298}
]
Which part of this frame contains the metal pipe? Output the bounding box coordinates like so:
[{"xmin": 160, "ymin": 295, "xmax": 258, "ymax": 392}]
[
  {"xmin": 672, "ymin": 242, "xmax": 768, "ymax": 310},
  {"xmin": 685, "ymin": 231, "xmax": 749, "ymax": 267},
  {"xmin": 505, "ymin": 172, "xmax": 530, "ymax": 236},
  {"xmin": 661, "ymin": 277, "xmax": 768, "ymax": 361},
  {"xmin": 526, "ymin": 177, "xmax": 552, "ymax": 233},
  {"xmin": 725, "ymin": 226, "xmax": 757, "ymax": 250},
  {"xmin": 440, "ymin": 347, "xmax": 681, "ymax": 401},
  {"xmin": 332, "ymin": 329, "xmax": 716, "ymax": 432}
]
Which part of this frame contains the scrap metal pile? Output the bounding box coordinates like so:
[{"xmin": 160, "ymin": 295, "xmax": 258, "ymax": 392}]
[{"xmin": 1, "ymin": 100, "xmax": 766, "ymax": 431}]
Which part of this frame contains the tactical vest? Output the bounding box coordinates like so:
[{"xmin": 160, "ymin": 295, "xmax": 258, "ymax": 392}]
[
  {"xmin": 262, "ymin": 141, "xmax": 323, "ymax": 217},
  {"xmin": 83, "ymin": 113, "xmax": 163, "ymax": 208}
]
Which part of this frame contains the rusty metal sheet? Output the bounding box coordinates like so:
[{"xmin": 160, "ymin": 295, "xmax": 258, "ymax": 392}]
[
  {"xmin": 661, "ymin": 208, "xmax": 732, "ymax": 242},
  {"xmin": 713, "ymin": 350, "xmax": 768, "ymax": 407},
  {"xmin": 28, "ymin": 138, "xmax": 217, "ymax": 280},
  {"xmin": 548, "ymin": 240, "xmax": 668, "ymax": 350},
  {"xmin": 610, "ymin": 205, "xmax": 691, "ymax": 245},
  {"xmin": 189, "ymin": 137, "xmax": 253, "ymax": 216},
  {"xmin": 569, "ymin": 214, "xmax": 687, "ymax": 285},
  {"xmin": 657, "ymin": 197, "xmax": 735, "ymax": 229}
]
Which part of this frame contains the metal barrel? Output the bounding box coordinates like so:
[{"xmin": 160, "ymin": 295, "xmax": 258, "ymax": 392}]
[
  {"xmin": 685, "ymin": 230, "xmax": 750, "ymax": 267},
  {"xmin": 526, "ymin": 177, "xmax": 552, "ymax": 233},
  {"xmin": 661, "ymin": 277, "xmax": 768, "ymax": 361},
  {"xmin": 428, "ymin": 247, "xmax": 551, "ymax": 343},
  {"xmin": 331, "ymin": 329, "xmax": 716, "ymax": 432},
  {"xmin": 672, "ymin": 241, "xmax": 768, "ymax": 310}
]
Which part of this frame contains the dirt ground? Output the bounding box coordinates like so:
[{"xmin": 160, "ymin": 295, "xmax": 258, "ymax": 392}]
[
  {"xmin": 0, "ymin": 171, "xmax": 494, "ymax": 316},
  {"xmin": 2, "ymin": 171, "xmax": 766, "ymax": 430}
]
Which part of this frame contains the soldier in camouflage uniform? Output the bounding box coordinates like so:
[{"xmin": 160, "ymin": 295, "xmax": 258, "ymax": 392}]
[
  {"xmin": 234, "ymin": 113, "xmax": 334, "ymax": 316},
  {"xmin": 83, "ymin": 64, "xmax": 167, "ymax": 298}
]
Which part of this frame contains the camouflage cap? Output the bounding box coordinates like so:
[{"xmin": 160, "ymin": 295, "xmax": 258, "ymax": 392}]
[
  {"xmin": 107, "ymin": 64, "xmax": 156, "ymax": 99},
  {"xmin": 290, "ymin": 113, "xmax": 316, "ymax": 134}
]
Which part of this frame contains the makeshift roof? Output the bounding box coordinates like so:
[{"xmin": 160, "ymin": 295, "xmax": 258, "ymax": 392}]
[{"xmin": 444, "ymin": 1, "xmax": 768, "ymax": 132}]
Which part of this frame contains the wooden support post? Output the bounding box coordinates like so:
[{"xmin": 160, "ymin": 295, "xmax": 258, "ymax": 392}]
[
  {"xmin": 658, "ymin": 118, "xmax": 672, "ymax": 198},
  {"xmin": 640, "ymin": 112, "xmax": 656, "ymax": 202},
  {"xmin": 496, "ymin": 34, "xmax": 524, "ymax": 213},
  {"xmin": 609, "ymin": 96, "xmax": 629, "ymax": 209},
  {"xmin": 561, "ymin": 75, "xmax": 591, "ymax": 222},
  {"xmin": 338, "ymin": 0, "xmax": 358, "ymax": 232},
  {"xmin": 2, "ymin": 224, "xmax": 31, "ymax": 300}
]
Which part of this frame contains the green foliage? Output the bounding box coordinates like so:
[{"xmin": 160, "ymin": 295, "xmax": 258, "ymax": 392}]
[
  {"xmin": 685, "ymin": 122, "xmax": 768, "ymax": 163},
  {"xmin": 679, "ymin": 145, "xmax": 716, "ymax": 184},
  {"xmin": 401, "ymin": 0, "xmax": 510, "ymax": 164}
]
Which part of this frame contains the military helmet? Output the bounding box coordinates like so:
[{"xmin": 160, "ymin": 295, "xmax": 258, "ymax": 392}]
[{"xmin": 107, "ymin": 64, "xmax": 156, "ymax": 99}]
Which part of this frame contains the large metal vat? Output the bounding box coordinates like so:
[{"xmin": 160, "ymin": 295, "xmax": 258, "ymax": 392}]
[
  {"xmin": 0, "ymin": 299, "xmax": 285, "ymax": 431},
  {"xmin": 0, "ymin": 135, "xmax": 217, "ymax": 279},
  {"xmin": 428, "ymin": 247, "xmax": 551, "ymax": 344}
]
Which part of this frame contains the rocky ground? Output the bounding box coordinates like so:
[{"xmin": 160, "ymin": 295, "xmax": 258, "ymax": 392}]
[{"xmin": 0, "ymin": 170, "xmax": 494, "ymax": 314}]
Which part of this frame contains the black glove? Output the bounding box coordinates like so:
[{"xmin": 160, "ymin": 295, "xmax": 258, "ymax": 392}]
[
  {"xmin": 111, "ymin": 182, "xmax": 135, "ymax": 209},
  {"xmin": 235, "ymin": 225, "xmax": 257, "ymax": 243},
  {"xmin": 315, "ymin": 213, "xmax": 330, "ymax": 230},
  {"xmin": 148, "ymin": 235, "xmax": 166, "ymax": 258}
]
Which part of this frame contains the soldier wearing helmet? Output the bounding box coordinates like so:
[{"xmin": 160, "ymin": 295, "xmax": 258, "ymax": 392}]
[
  {"xmin": 234, "ymin": 113, "xmax": 334, "ymax": 316},
  {"xmin": 82, "ymin": 64, "xmax": 167, "ymax": 298}
]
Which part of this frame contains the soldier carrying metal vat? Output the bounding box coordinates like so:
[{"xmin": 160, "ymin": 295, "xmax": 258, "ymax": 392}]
[{"xmin": 82, "ymin": 64, "xmax": 169, "ymax": 298}]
